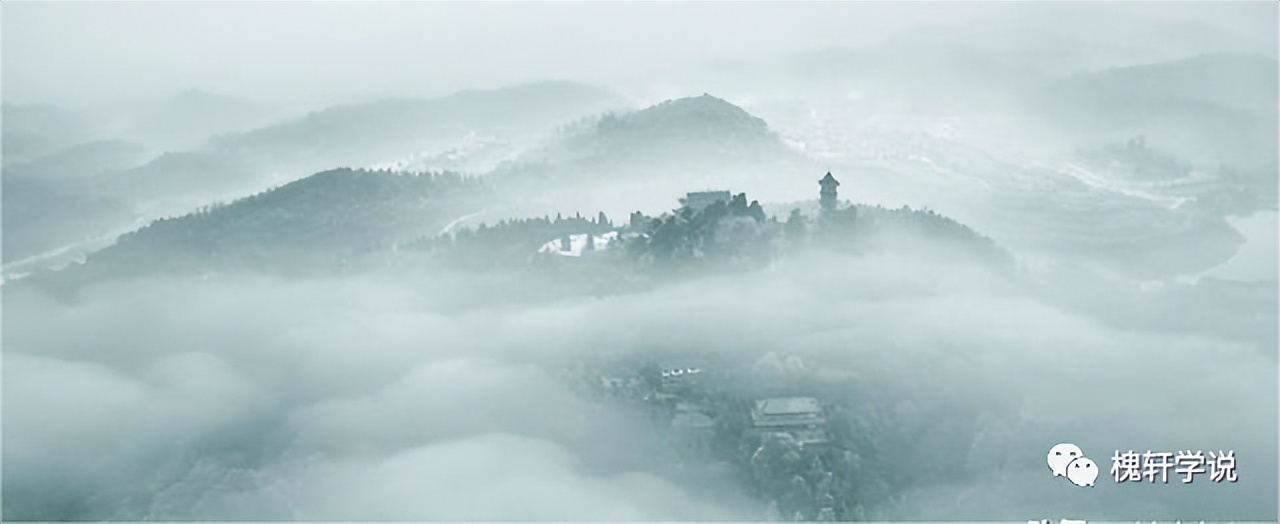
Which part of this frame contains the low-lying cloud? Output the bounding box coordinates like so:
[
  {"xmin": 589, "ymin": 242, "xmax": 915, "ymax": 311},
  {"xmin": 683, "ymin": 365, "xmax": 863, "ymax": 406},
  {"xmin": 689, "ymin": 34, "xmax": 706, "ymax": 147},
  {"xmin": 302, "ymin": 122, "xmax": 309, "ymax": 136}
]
[{"xmin": 4, "ymin": 249, "xmax": 1275, "ymax": 520}]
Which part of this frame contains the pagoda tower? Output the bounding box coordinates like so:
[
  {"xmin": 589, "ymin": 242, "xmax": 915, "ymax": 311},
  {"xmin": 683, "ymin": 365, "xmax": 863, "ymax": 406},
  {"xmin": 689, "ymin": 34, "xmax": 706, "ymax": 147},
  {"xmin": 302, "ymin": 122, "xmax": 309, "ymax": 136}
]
[{"xmin": 819, "ymin": 172, "xmax": 840, "ymax": 215}]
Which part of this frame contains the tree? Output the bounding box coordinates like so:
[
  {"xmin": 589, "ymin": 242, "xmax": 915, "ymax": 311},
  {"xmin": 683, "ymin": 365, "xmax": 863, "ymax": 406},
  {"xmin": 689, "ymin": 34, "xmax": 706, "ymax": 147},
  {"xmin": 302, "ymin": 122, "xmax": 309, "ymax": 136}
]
[
  {"xmin": 748, "ymin": 200, "xmax": 766, "ymax": 223},
  {"xmin": 784, "ymin": 209, "xmax": 806, "ymax": 243}
]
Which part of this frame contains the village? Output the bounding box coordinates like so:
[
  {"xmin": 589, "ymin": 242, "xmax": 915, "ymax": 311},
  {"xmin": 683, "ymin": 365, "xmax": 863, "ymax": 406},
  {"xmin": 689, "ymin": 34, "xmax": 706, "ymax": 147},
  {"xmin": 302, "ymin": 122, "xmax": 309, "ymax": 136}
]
[{"xmin": 573, "ymin": 346, "xmax": 867, "ymax": 522}]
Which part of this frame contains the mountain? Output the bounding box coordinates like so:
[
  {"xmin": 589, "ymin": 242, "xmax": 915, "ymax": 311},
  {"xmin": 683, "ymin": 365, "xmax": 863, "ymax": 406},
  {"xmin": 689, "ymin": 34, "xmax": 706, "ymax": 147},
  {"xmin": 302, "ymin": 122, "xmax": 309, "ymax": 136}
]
[
  {"xmin": 889, "ymin": 7, "xmax": 1276, "ymax": 75},
  {"xmin": 1046, "ymin": 53, "xmax": 1278, "ymax": 118},
  {"xmin": 2, "ymin": 176, "xmax": 134, "ymax": 264},
  {"xmin": 211, "ymin": 81, "xmax": 629, "ymax": 170},
  {"xmin": 43, "ymin": 168, "xmax": 491, "ymax": 284},
  {"xmin": 1037, "ymin": 53, "xmax": 1279, "ymax": 169},
  {"xmin": 87, "ymin": 151, "xmax": 258, "ymax": 204},
  {"xmin": 77, "ymin": 82, "xmax": 625, "ymax": 215},
  {"xmin": 122, "ymin": 89, "xmax": 283, "ymax": 151},
  {"xmin": 558, "ymin": 94, "xmax": 791, "ymax": 164},
  {"xmin": 490, "ymin": 94, "xmax": 818, "ymax": 218},
  {"xmin": 1, "ymin": 104, "xmax": 109, "ymax": 164},
  {"xmin": 4, "ymin": 140, "xmax": 151, "ymax": 181},
  {"xmin": 828, "ymin": 129, "xmax": 1251, "ymax": 280},
  {"xmin": 9, "ymin": 82, "xmax": 628, "ymax": 263},
  {"xmin": 2, "ymin": 147, "xmax": 246, "ymax": 267}
]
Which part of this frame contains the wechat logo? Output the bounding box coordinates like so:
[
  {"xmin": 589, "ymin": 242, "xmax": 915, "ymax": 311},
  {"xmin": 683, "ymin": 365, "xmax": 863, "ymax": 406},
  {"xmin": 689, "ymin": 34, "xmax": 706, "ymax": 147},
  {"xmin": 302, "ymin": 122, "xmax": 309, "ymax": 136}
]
[{"xmin": 1048, "ymin": 443, "xmax": 1098, "ymax": 487}]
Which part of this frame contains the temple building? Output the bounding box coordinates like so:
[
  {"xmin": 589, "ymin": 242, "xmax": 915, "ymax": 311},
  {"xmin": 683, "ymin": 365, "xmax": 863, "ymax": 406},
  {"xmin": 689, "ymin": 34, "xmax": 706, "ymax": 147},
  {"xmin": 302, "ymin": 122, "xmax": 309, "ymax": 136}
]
[
  {"xmin": 817, "ymin": 171, "xmax": 856, "ymax": 224},
  {"xmin": 749, "ymin": 396, "xmax": 830, "ymax": 446},
  {"xmin": 679, "ymin": 190, "xmax": 732, "ymax": 212}
]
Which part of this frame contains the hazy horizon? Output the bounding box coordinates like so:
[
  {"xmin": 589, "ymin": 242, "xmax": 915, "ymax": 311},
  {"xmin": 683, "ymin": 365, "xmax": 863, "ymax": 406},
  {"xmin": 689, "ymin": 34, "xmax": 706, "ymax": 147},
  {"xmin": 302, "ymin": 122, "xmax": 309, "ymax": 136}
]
[{"xmin": 3, "ymin": 2, "xmax": 1276, "ymax": 107}]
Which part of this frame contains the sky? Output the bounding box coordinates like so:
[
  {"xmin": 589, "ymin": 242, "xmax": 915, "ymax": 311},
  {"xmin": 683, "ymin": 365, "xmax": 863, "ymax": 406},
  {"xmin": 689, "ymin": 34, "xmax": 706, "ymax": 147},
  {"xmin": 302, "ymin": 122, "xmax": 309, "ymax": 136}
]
[{"xmin": 3, "ymin": 1, "xmax": 1275, "ymax": 107}]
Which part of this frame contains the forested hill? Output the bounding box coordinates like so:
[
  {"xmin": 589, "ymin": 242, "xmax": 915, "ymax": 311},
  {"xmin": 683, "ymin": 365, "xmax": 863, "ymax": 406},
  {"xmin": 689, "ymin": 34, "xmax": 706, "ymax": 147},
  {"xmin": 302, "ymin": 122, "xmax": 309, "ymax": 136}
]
[
  {"xmin": 426, "ymin": 192, "xmax": 1014, "ymax": 278},
  {"xmin": 766, "ymin": 199, "xmax": 1011, "ymax": 266},
  {"xmin": 844, "ymin": 204, "xmax": 1014, "ymax": 272},
  {"xmin": 493, "ymin": 94, "xmax": 813, "ymax": 185},
  {"xmin": 52, "ymin": 168, "xmax": 490, "ymax": 281},
  {"xmin": 590, "ymin": 94, "xmax": 779, "ymax": 151}
]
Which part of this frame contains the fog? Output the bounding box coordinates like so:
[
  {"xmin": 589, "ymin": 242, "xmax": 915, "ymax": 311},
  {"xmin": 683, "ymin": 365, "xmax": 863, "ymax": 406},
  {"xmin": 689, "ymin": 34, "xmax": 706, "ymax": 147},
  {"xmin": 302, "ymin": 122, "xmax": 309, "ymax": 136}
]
[
  {"xmin": 5, "ymin": 251, "xmax": 1275, "ymax": 519},
  {"xmin": 3, "ymin": 2, "xmax": 1274, "ymax": 106},
  {"xmin": 3, "ymin": 2, "xmax": 1278, "ymax": 522}
]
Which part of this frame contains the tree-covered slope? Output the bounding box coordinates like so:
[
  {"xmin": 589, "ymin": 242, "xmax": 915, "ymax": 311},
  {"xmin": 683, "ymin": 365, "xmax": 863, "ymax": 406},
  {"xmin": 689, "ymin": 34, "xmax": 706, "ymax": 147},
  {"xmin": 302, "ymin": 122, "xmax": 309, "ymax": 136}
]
[{"xmin": 51, "ymin": 168, "xmax": 491, "ymax": 282}]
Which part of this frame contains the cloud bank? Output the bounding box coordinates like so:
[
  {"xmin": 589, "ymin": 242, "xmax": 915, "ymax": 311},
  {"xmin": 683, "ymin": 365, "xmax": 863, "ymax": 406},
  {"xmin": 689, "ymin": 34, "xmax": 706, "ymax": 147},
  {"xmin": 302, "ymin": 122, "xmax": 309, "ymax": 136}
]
[{"xmin": 4, "ymin": 249, "xmax": 1274, "ymax": 520}]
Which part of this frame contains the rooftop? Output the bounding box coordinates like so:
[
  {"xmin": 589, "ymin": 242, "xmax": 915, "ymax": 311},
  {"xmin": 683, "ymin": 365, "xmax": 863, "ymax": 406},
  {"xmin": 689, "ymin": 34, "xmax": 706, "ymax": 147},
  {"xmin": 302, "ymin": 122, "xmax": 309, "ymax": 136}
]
[
  {"xmin": 754, "ymin": 397, "xmax": 822, "ymax": 416},
  {"xmin": 679, "ymin": 191, "xmax": 732, "ymax": 210}
]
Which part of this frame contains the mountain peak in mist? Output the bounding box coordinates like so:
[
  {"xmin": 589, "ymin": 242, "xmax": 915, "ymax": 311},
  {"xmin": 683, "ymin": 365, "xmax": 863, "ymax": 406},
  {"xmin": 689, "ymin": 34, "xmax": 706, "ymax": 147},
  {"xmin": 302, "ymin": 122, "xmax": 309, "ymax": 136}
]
[
  {"xmin": 621, "ymin": 93, "xmax": 767, "ymax": 131},
  {"xmin": 587, "ymin": 93, "xmax": 776, "ymax": 150}
]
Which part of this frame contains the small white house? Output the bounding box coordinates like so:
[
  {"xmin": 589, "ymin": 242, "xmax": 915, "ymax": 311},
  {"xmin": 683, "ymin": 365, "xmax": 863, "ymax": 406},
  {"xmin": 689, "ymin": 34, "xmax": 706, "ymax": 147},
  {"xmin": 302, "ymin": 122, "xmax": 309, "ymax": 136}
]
[{"xmin": 536, "ymin": 231, "xmax": 619, "ymax": 257}]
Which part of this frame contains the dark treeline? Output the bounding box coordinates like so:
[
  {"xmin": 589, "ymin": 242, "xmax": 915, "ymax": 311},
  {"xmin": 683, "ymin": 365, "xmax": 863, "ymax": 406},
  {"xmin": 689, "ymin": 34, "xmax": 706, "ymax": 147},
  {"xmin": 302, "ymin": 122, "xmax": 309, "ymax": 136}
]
[
  {"xmin": 621, "ymin": 192, "xmax": 774, "ymax": 267},
  {"xmin": 423, "ymin": 190, "xmax": 1012, "ymax": 279},
  {"xmin": 114, "ymin": 168, "xmax": 483, "ymax": 256}
]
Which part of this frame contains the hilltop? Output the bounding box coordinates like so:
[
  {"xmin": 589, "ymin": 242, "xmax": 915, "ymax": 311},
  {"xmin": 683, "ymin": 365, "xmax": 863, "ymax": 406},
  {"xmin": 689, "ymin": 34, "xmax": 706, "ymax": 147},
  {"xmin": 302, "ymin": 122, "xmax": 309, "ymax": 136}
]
[
  {"xmin": 38, "ymin": 168, "xmax": 490, "ymax": 286},
  {"xmin": 534, "ymin": 94, "xmax": 800, "ymax": 167},
  {"xmin": 490, "ymin": 94, "xmax": 817, "ymax": 216}
]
